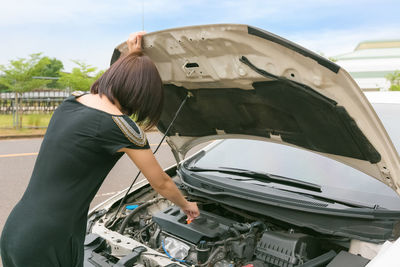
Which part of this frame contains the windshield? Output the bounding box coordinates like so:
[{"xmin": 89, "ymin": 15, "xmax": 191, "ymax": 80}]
[{"xmin": 190, "ymin": 103, "xmax": 400, "ymax": 210}]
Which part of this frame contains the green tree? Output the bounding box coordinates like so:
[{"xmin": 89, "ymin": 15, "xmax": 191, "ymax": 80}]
[
  {"xmin": 0, "ymin": 75, "xmax": 8, "ymax": 91},
  {"xmin": 386, "ymin": 71, "xmax": 400, "ymax": 91},
  {"xmin": 0, "ymin": 53, "xmax": 52, "ymax": 128},
  {"xmin": 0, "ymin": 53, "xmax": 51, "ymax": 92},
  {"xmin": 58, "ymin": 60, "xmax": 104, "ymax": 91},
  {"xmin": 36, "ymin": 57, "xmax": 64, "ymax": 88}
]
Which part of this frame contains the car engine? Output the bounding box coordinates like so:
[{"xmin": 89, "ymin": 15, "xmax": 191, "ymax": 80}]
[
  {"xmin": 86, "ymin": 185, "xmax": 372, "ymax": 267},
  {"xmin": 149, "ymin": 205, "xmax": 322, "ymax": 266}
]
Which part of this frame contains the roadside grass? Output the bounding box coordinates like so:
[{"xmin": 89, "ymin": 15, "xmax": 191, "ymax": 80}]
[
  {"xmin": 0, "ymin": 114, "xmax": 51, "ymax": 137},
  {"xmin": 0, "ymin": 128, "xmax": 47, "ymax": 137},
  {"xmin": 0, "ymin": 113, "xmax": 53, "ymax": 128}
]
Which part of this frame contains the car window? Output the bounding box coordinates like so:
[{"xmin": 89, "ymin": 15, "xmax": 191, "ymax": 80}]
[{"xmin": 191, "ymin": 103, "xmax": 400, "ymax": 210}]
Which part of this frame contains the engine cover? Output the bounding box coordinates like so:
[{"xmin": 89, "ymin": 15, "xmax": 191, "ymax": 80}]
[{"xmin": 152, "ymin": 206, "xmax": 236, "ymax": 243}]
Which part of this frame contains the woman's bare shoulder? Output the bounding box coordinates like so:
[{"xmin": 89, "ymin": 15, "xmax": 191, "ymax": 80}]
[{"xmin": 76, "ymin": 93, "xmax": 123, "ymax": 116}]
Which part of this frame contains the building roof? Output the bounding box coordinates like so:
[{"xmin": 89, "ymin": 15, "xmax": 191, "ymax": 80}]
[
  {"xmin": 335, "ymin": 48, "xmax": 400, "ymax": 61},
  {"xmin": 334, "ymin": 40, "xmax": 400, "ymax": 61},
  {"xmin": 334, "ymin": 40, "xmax": 400, "ymax": 90},
  {"xmin": 355, "ymin": 40, "xmax": 400, "ymax": 50}
]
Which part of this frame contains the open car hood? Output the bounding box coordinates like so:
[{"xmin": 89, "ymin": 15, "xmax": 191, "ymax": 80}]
[{"xmin": 111, "ymin": 24, "xmax": 400, "ymax": 195}]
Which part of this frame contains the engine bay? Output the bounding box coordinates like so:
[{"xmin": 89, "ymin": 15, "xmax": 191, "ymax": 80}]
[{"xmin": 85, "ymin": 183, "xmax": 378, "ymax": 266}]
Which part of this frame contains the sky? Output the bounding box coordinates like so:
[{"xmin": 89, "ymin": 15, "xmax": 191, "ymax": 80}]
[{"xmin": 1, "ymin": 0, "xmax": 399, "ymax": 72}]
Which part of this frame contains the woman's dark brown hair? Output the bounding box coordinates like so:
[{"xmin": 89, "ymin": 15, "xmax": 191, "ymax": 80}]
[{"xmin": 91, "ymin": 51, "xmax": 163, "ymax": 130}]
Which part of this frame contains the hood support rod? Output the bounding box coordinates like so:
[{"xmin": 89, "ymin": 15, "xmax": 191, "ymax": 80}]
[{"xmin": 107, "ymin": 92, "xmax": 191, "ymax": 227}]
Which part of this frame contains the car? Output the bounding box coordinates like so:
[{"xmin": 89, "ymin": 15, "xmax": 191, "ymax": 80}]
[{"xmin": 84, "ymin": 24, "xmax": 400, "ymax": 266}]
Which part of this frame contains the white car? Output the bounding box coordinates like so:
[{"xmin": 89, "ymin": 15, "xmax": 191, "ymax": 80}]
[{"xmin": 84, "ymin": 24, "xmax": 400, "ymax": 267}]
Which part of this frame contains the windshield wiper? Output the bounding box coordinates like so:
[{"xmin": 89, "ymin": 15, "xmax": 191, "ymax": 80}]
[
  {"xmin": 278, "ymin": 188, "xmax": 380, "ymax": 209},
  {"xmin": 186, "ymin": 166, "xmax": 381, "ymax": 209},
  {"xmin": 187, "ymin": 166, "xmax": 322, "ymax": 192}
]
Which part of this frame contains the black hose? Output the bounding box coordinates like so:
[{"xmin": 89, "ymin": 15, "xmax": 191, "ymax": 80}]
[
  {"xmin": 228, "ymin": 227, "xmax": 240, "ymax": 237},
  {"xmin": 197, "ymin": 246, "xmax": 225, "ymax": 267},
  {"xmin": 233, "ymin": 222, "xmax": 251, "ymax": 232},
  {"xmin": 118, "ymin": 198, "xmax": 161, "ymax": 234},
  {"xmin": 133, "ymin": 222, "xmax": 155, "ymax": 238},
  {"xmin": 250, "ymin": 221, "xmax": 266, "ymax": 232},
  {"xmin": 206, "ymin": 234, "xmax": 245, "ymax": 246},
  {"xmin": 232, "ymin": 221, "xmax": 265, "ymax": 232}
]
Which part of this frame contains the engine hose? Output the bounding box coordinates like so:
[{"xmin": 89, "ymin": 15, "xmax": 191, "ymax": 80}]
[
  {"xmin": 233, "ymin": 222, "xmax": 251, "ymax": 232},
  {"xmin": 232, "ymin": 221, "xmax": 265, "ymax": 233},
  {"xmin": 118, "ymin": 198, "xmax": 161, "ymax": 234},
  {"xmin": 228, "ymin": 227, "xmax": 240, "ymax": 237},
  {"xmin": 206, "ymin": 234, "xmax": 245, "ymax": 246},
  {"xmin": 197, "ymin": 246, "xmax": 225, "ymax": 267},
  {"xmin": 133, "ymin": 222, "xmax": 155, "ymax": 238}
]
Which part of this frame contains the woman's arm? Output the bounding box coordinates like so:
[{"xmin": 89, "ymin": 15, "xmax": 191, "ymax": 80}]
[{"xmin": 119, "ymin": 147, "xmax": 200, "ymax": 220}]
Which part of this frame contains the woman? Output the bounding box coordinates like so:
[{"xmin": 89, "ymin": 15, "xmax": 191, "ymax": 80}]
[{"xmin": 0, "ymin": 32, "xmax": 200, "ymax": 266}]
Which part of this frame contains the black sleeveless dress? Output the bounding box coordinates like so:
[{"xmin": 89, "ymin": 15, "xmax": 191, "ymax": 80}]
[{"xmin": 0, "ymin": 92, "xmax": 150, "ymax": 266}]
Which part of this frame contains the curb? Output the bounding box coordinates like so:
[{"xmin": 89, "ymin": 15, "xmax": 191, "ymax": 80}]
[{"xmin": 0, "ymin": 134, "xmax": 46, "ymax": 140}]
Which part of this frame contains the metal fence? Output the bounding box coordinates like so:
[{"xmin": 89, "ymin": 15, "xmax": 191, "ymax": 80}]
[
  {"xmin": 0, "ymin": 90, "xmax": 70, "ymax": 129},
  {"xmin": 0, "ymin": 90, "xmax": 70, "ymax": 114}
]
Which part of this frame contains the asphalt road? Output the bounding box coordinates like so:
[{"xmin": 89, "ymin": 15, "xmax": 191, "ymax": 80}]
[{"xmin": 0, "ymin": 132, "xmax": 204, "ymax": 235}]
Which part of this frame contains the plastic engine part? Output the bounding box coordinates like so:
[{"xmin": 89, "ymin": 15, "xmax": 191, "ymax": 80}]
[
  {"xmin": 152, "ymin": 206, "xmax": 236, "ymax": 243},
  {"xmin": 255, "ymin": 231, "xmax": 320, "ymax": 267}
]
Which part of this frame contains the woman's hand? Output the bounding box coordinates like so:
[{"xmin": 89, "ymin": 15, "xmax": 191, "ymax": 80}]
[
  {"xmin": 127, "ymin": 31, "xmax": 146, "ymax": 53},
  {"xmin": 182, "ymin": 201, "xmax": 200, "ymax": 221}
]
